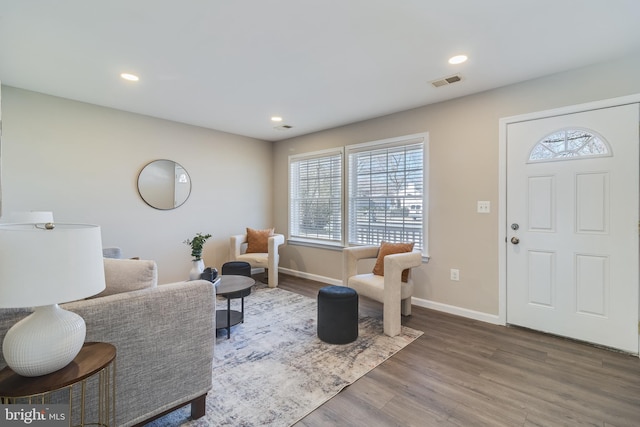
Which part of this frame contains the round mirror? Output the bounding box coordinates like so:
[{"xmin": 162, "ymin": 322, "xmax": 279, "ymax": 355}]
[{"xmin": 137, "ymin": 160, "xmax": 191, "ymax": 210}]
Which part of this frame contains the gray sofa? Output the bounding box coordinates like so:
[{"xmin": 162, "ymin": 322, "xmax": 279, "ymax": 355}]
[{"xmin": 0, "ymin": 258, "xmax": 216, "ymax": 427}]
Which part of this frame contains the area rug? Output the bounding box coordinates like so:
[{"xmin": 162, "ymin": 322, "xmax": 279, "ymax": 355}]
[{"xmin": 150, "ymin": 285, "xmax": 423, "ymax": 426}]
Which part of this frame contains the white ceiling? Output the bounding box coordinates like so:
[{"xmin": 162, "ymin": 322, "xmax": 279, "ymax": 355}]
[{"xmin": 1, "ymin": 1, "xmax": 640, "ymax": 142}]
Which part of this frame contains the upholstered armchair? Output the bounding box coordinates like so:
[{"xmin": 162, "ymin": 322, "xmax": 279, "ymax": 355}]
[
  {"xmin": 343, "ymin": 244, "xmax": 422, "ymax": 337},
  {"xmin": 229, "ymin": 230, "xmax": 285, "ymax": 288}
]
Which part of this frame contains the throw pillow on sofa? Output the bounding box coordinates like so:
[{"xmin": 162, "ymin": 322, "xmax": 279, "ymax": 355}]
[{"xmin": 91, "ymin": 258, "xmax": 158, "ymax": 298}]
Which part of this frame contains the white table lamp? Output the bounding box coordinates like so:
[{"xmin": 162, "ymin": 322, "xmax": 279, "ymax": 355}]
[
  {"xmin": 0, "ymin": 223, "xmax": 106, "ymax": 377},
  {"xmin": 4, "ymin": 211, "xmax": 54, "ymax": 224}
]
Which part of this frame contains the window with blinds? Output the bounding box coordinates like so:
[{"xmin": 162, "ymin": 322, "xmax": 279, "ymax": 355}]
[
  {"xmin": 288, "ymin": 133, "xmax": 428, "ymax": 255},
  {"xmin": 346, "ymin": 135, "xmax": 426, "ymax": 251},
  {"xmin": 289, "ymin": 149, "xmax": 343, "ymax": 245}
]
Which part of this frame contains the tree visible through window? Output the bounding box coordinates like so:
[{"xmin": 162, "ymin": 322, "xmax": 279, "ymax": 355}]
[
  {"xmin": 288, "ymin": 133, "xmax": 428, "ymax": 255},
  {"xmin": 529, "ymin": 129, "xmax": 610, "ymax": 162},
  {"xmin": 347, "ymin": 135, "xmax": 426, "ymax": 251}
]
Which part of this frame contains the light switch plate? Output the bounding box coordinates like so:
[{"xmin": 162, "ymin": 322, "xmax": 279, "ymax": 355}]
[{"xmin": 477, "ymin": 201, "xmax": 490, "ymax": 213}]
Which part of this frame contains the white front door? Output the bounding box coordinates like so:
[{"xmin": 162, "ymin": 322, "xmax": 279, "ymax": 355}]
[{"xmin": 506, "ymin": 103, "xmax": 639, "ymax": 353}]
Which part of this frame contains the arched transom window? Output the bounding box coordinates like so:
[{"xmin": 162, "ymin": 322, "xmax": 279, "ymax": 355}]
[{"xmin": 528, "ymin": 128, "xmax": 611, "ymax": 162}]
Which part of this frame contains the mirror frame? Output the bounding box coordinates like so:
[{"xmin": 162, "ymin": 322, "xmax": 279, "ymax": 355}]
[{"xmin": 137, "ymin": 159, "xmax": 192, "ymax": 210}]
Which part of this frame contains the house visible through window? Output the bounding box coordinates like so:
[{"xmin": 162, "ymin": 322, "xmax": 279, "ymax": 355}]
[
  {"xmin": 346, "ymin": 134, "xmax": 427, "ymax": 253},
  {"xmin": 288, "ymin": 133, "xmax": 428, "ymax": 256}
]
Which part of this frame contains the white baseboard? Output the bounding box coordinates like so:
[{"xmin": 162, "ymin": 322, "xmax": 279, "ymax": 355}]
[
  {"xmin": 411, "ymin": 297, "xmax": 502, "ymax": 325},
  {"xmin": 279, "ymin": 267, "xmax": 502, "ymax": 325},
  {"xmin": 279, "ymin": 267, "xmax": 342, "ymax": 286}
]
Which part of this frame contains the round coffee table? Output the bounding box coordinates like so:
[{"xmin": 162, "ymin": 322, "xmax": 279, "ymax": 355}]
[{"xmin": 216, "ymin": 275, "xmax": 255, "ymax": 339}]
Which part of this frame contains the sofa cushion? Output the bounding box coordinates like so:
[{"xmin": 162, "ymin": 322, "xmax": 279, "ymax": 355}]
[
  {"xmin": 245, "ymin": 227, "xmax": 274, "ymax": 253},
  {"xmin": 93, "ymin": 258, "xmax": 158, "ymax": 298},
  {"xmin": 372, "ymin": 241, "xmax": 415, "ymax": 282}
]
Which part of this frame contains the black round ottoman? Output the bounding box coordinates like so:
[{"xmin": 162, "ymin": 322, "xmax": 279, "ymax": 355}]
[
  {"xmin": 221, "ymin": 261, "xmax": 252, "ymax": 298},
  {"xmin": 221, "ymin": 261, "xmax": 251, "ymax": 277},
  {"xmin": 317, "ymin": 285, "xmax": 358, "ymax": 344}
]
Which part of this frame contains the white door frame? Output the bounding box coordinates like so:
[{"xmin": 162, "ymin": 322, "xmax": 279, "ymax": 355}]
[{"xmin": 498, "ymin": 93, "xmax": 640, "ymax": 353}]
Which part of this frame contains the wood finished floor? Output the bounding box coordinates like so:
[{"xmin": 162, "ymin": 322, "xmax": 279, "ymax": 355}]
[{"xmin": 274, "ymin": 273, "xmax": 640, "ymax": 427}]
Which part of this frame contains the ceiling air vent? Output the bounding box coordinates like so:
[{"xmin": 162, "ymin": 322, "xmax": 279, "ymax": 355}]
[
  {"xmin": 274, "ymin": 124, "xmax": 293, "ymax": 131},
  {"xmin": 431, "ymin": 74, "xmax": 462, "ymax": 88}
]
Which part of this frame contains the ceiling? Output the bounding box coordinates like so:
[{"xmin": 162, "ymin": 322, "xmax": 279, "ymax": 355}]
[{"xmin": 1, "ymin": 1, "xmax": 640, "ymax": 142}]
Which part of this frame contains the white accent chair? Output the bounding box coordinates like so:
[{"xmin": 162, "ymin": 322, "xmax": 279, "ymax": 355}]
[
  {"xmin": 343, "ymin": 245, "xmax": 422, "ymax": 337},
  {"xmin": 229, "ymin": 233, "xmax": 285, "ymax": 288}
]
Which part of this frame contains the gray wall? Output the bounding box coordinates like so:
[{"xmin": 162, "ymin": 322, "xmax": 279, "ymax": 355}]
[
  {"xmin": 3, "ymin": 52, "xmax": 640, "ymax": 319},
  {"xmin": 273, "ymin": 53, "xmax": 640, "ymax": 318},
  {"xmin": 1, "ymin": 86, "xmax": 273, "ymax": 284}
]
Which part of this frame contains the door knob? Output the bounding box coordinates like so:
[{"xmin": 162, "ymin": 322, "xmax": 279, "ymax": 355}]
[{"xmin": 511, "ymin": 237, "xmax": 520, "ymax": 245}]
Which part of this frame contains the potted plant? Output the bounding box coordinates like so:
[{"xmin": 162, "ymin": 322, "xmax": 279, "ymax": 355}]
[{"xmin": 184, "ymin": 233, "xmax": 211, "ymax": 279}]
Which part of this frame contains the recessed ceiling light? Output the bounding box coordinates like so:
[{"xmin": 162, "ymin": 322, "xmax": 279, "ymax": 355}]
[
  {"xmin": 271, "ymin": 116, "xmax": 283, "ymax": 122},
  {"xmin": 120, "ymin": 73, "xmax": 139, "ymax": 81},
  {"xmin": 448, "ymin": 55, "xmax": 468, "ymax": 65}
]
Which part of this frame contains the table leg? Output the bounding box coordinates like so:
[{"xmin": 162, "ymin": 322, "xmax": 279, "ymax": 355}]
[{"xmin": 226, "ymin": 297, "xmax": 231, "ymax": 339}]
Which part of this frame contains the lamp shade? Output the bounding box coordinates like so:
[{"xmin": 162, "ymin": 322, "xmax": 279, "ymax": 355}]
[
  {"xmin": 0, "ymin": 223, "xmax": 106, "ymax": 308},
  {"xmin": 4, "ymin": 211, "xmax": 54, "ymax": 224}
]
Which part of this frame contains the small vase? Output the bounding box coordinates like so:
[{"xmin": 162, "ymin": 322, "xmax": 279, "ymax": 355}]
[{"xmin": 189, "ymin": 259, "xmax": 205, "ymax": 280}]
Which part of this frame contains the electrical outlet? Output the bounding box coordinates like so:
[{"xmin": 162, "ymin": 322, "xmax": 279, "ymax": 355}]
[
  {"xmin": 477, "ymin": 201, "xmax": 491, "ymax": 213},
  {"xmin": 450, "ymin": 268, "xmax": 460, "ymax": 281}
]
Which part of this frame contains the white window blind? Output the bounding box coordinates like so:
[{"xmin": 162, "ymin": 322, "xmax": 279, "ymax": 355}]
[
  {"xmin": 289, "ymin": 150, "xmax": 343, "ymax": 244},
  {"xmin": 347, "ymin": 137, "xmax": 425, "ymax": 250}
]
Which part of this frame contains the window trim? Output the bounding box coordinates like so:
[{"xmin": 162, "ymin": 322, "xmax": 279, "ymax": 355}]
[
  {"xmin": 286, "ymin": 132, "xmax": 429, "ymax": 259},
  {"xmin": 345, "ymin": 132, "xmax": 429, "ymax": 258},
  {"xmin": 288, "ymin": 147, "xmax": 344, "ymax": 248}
]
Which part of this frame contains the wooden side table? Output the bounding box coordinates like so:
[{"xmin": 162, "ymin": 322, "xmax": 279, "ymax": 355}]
[{"xmin": 0, "ymin": 342, "xmax": 116, "ymax": 427}]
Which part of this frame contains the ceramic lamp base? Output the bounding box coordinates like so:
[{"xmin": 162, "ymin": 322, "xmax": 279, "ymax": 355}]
[{"xmin": 2, "ymin": 304, "xmax": 86, "ymax": 377}]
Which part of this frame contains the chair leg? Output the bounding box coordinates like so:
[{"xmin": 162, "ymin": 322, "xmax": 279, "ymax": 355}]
[
  {"xmin": 401, "ymin": 298, "xmax": 412, "ymax": 316},
  {"xmin": 383, "ymin": 300, "xmax": 401, "ymax": 337},
  {"xmin": 190, "ymin": 394, "xmax": 207, "ymax": 419},
  {"xmin": 267, "ymin": 267, "xmax": 278, "ymax": 288}
]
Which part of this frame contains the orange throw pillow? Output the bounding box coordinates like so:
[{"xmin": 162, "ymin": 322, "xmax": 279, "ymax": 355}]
[
  {"xmin": 372, "ymin": 241, "xmax": 415, "ymax": 282},
  {"xmin": 246, "ymin": 227, "xmax": 275, "ymax": 253}
]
